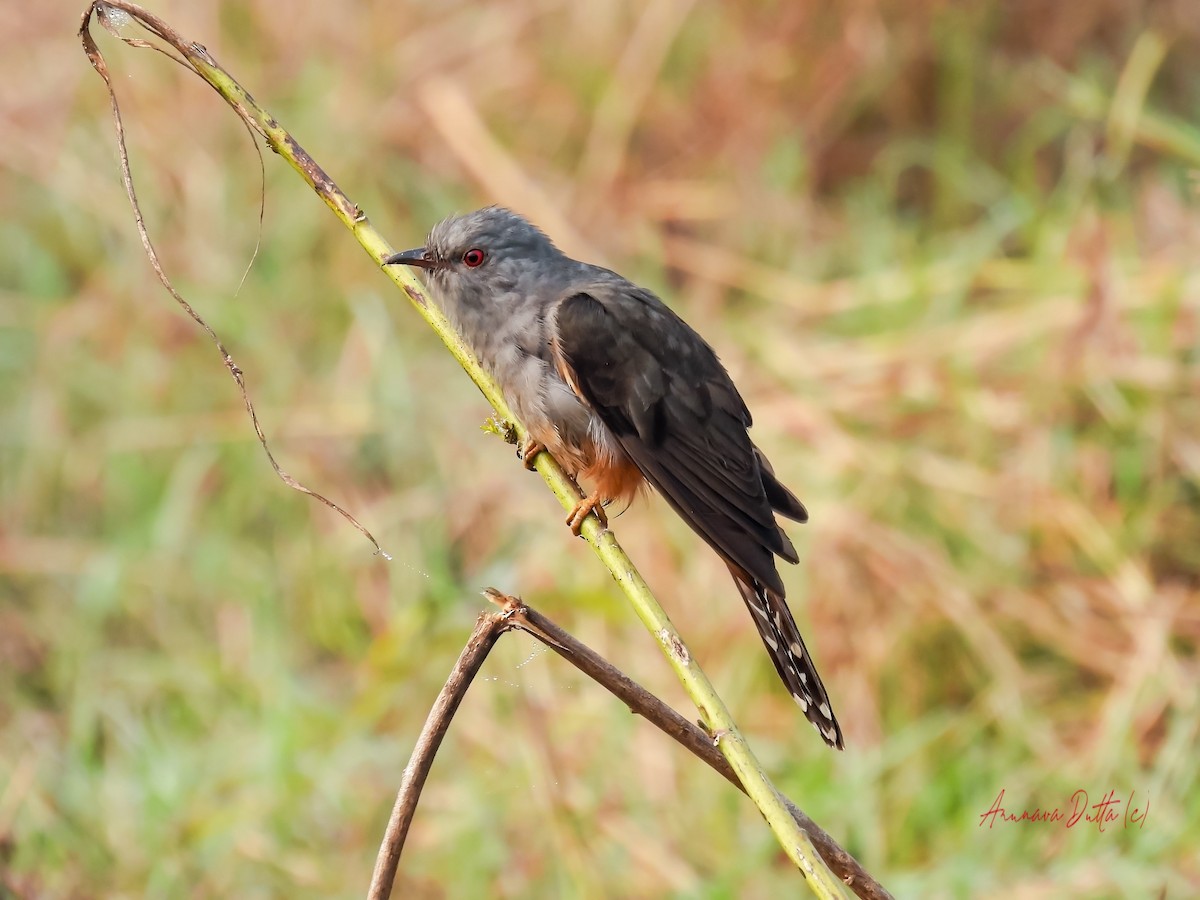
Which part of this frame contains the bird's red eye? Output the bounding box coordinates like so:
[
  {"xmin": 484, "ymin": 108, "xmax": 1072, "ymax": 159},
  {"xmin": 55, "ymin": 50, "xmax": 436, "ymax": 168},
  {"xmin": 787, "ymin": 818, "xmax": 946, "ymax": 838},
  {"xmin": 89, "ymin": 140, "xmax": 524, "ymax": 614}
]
[{"xmin": 462, "ymin": 248, "xmax": 486, "ymax": 267}]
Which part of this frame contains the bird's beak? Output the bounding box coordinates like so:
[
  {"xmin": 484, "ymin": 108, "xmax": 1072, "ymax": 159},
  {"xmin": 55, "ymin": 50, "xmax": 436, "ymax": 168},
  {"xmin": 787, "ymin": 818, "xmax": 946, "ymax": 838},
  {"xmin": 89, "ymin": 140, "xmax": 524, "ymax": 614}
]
[{"xmin": 382, "ymin": 247, "xmax": 435, "ymax": 269}]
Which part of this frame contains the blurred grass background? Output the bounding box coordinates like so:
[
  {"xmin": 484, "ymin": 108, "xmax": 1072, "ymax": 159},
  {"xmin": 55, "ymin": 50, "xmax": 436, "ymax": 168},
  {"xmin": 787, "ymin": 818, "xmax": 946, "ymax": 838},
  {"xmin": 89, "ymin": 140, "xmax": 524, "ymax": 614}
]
[{"xmin": 2, "ymin": 0, "xmax": 1199, "ymax": 896}]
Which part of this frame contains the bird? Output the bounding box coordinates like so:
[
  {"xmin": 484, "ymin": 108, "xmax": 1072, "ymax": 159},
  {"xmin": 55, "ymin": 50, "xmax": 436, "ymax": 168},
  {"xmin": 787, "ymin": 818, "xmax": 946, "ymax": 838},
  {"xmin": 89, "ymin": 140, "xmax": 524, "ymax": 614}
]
[{"xmin": 384, "ymin": 207, "xmax": 843, "ymax": 749}]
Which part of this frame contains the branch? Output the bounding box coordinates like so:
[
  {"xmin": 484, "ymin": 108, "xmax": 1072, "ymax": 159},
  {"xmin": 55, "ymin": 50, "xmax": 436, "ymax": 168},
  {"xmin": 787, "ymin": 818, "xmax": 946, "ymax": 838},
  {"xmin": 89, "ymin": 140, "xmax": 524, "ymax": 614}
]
[
  {"xmin": 367, "ymin": 610, "xmax": 512, "ymax": 900},
  {"xmin": 485, "ymin": 591, "xmax": 891, "ymax": 900},
  {"xmin": 77, "ymin": 2, "xmax": 389, "ymax": 560},
  {"xmin": 369, "ymin": 594, "xmax": 888, "ymax": 900},
  {"xmin": 79, "ymin": 5, "xmax": 849, "ymax": 895}
]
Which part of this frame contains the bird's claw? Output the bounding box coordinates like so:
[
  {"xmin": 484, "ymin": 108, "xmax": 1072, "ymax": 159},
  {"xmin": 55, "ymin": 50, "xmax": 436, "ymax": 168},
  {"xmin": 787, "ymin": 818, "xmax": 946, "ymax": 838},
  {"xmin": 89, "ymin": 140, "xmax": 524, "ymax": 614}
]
[
  {"xmin": 519, "ymin": 437, "xmax": 545, "ymax": 471},
  {"xmin": 566, "ymin": 491, "xmax": 607, "ymax": 535}
]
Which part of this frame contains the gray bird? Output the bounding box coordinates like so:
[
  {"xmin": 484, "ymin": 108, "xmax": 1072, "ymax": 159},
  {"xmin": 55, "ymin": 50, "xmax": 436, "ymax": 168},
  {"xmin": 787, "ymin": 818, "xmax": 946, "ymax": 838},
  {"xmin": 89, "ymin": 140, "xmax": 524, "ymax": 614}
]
[{"xmin": 385, "ymin": 207, "xmax": 843, "ymax": 749}]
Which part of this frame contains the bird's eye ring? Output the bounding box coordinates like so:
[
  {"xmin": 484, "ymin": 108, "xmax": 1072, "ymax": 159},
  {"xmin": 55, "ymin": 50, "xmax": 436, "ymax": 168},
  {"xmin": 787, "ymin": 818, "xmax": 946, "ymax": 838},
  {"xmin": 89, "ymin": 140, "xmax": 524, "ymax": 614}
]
[{"xmin": 462, "ymin": 248, "xmax": 486, "ymax": 268}]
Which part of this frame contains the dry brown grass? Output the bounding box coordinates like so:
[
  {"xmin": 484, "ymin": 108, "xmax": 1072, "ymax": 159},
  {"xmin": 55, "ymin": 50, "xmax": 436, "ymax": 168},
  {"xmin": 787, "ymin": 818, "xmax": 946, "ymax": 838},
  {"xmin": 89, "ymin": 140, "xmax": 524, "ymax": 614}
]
[{"xmin": 1, "ymin": 0, "xmax": 1197, "ymax": 896}]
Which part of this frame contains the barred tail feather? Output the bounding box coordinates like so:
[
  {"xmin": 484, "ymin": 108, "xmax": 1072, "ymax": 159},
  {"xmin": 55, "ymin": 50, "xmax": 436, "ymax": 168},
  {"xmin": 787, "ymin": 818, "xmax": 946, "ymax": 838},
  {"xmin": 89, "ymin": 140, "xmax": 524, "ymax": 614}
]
[{"xmin": 729, "ymin": 565, "xmax": 844, "ymax": 750}]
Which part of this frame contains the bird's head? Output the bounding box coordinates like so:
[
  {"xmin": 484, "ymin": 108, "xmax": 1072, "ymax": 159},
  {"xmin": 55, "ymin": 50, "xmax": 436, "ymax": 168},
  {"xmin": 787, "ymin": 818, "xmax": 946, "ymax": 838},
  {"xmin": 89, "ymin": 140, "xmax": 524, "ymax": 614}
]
[{"xmin": 383, "ymin": 207, "xmax": 565, "ymax": 307}]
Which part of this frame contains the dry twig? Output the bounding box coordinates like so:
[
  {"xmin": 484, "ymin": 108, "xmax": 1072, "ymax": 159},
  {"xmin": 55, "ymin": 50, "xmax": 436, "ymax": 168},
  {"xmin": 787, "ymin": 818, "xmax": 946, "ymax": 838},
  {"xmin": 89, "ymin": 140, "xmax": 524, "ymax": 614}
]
[
  {"xmin": 78, "ymin": 1, "xmax": 389, "ymax": 559},
  {"xmin": 490, "ymin": 593, "xmax": 891, "ymax": 900},
  {"xmin": 367, "ymin": 591, "xmax": 891, "ymax": 900},
  {"xmin": 367, "ymin": 610, "xmax": 513, "ymax": 900}
]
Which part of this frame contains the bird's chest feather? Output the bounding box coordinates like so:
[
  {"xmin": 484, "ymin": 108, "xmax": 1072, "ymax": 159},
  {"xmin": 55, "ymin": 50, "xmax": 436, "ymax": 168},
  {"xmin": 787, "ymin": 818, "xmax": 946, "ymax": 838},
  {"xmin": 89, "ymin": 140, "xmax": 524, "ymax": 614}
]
[
  {"xmin": 443, "ymin": 287, "xmax": 637, "ymax": 497},
  {"xmin": 492, "ymin": 334, "xmax": 634, "ymax": 494}
]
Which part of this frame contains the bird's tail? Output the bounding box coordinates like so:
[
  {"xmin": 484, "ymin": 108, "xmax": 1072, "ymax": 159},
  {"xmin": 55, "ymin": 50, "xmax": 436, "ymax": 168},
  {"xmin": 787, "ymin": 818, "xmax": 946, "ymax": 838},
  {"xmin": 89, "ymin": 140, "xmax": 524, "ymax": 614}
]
[{"xmin": 728, "ymin": 564, "xmax": 844, "ymax": 750}]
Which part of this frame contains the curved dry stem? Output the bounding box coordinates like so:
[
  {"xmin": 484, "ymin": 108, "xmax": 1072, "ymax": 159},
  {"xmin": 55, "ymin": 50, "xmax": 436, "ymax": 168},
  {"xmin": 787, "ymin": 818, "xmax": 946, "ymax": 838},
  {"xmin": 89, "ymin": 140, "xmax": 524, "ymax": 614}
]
[
  {"xmin": 369, "ymin": 592, "xmax": 888, "ymax": 900},
  {"xmin": 79, "ymin": 1, "xmax": 389, "ymax": 560},
  {"xmin": 367, "ymin": 610, "xmax": 511, "ymax": 900},
  {"xmin": 485, "ymin": 591, "xmax": 891, "ymax": 900}
]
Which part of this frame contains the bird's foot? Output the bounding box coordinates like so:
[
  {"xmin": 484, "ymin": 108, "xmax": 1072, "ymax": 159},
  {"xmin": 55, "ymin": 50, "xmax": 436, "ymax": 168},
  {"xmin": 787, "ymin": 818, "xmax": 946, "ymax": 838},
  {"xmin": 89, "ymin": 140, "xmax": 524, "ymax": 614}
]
[
  {"xmin": 566, "ymin": 490, "xmax": 607, "ymax": 535},
  {"xmin": 519, "ymin": 437, "xmax": 545, "ymax": 471}
]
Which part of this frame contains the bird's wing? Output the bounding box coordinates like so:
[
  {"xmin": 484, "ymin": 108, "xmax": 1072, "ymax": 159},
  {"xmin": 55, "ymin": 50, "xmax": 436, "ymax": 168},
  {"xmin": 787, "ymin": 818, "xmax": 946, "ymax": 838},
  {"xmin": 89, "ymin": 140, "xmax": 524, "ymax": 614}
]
[{"xmin": 550, "ymin": 286, "xmax": 802, "ymax": 594}]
